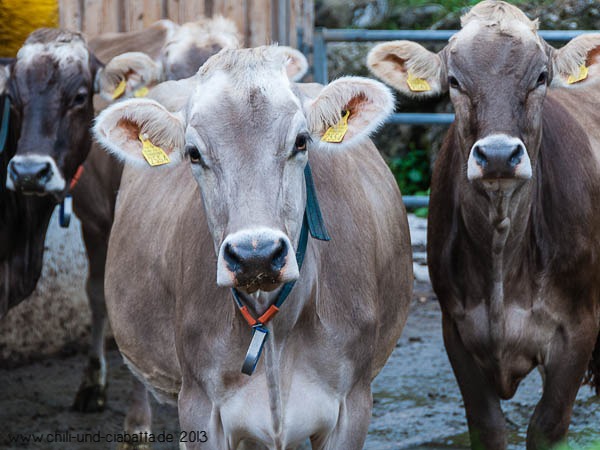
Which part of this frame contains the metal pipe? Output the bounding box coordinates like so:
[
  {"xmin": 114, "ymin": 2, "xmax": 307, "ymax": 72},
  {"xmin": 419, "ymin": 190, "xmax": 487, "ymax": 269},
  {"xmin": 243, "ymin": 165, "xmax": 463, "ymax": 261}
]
[
  {"xmin": 313, "ymin": 28, "xmax": 327, "ymax": 84},
  {"xmin": 402, "ymin": 196, "xmax": 429, "ymax": 209},
  {"xmin": 319, "ymin": 28, "xmax": 594, "ymax": 43},
  {"xmin": 388, "ymin": 113, "xmax": 454, "ymax": 125}
]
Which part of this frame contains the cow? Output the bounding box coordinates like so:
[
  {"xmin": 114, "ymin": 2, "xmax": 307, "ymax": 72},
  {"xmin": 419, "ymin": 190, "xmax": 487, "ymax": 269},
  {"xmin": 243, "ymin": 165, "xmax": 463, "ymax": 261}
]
[
  {"xmin": 92, "ymin": 45, "xmax": 413, "ymax": 449},
  {"xmin": 0, "ymin": 28, "xmax": 102, "ymax": 319},
  {"xmin": 368, "ymin": 1, "xmax": 600, "ymax": 449},
  {"xmin": 70, "ymin": 17, "xmax": 241, "ymax": 412}
]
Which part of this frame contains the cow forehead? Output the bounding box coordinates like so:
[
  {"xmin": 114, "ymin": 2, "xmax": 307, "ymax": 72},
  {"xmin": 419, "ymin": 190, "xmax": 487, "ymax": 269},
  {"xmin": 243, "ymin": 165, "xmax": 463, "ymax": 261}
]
[
  {"xmin": 188, "ymin": 70, "xmax": 302, "ymax": 127},
  {"xmin": 16, "ymin": 40, "xmax": 90, "ymax": 72}
]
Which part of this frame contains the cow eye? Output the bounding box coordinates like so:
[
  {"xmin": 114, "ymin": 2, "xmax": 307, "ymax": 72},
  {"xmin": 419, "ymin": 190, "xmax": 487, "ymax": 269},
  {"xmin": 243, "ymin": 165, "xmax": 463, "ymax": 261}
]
[
  {"xmin": 294, "ymin": 134, "xmax": 308, "ymax": 153},
  {"xmin": 186, "ymin": 145, "xmax": 203, "ymax": 165},
  {"xmin": 72, "ymin": 89, "xmax": 88, "ymax": 107},
  {"xmin": 448, "ymin": 76, "xmax": 460, "ymax": 90},
  {"xmin": 536, "ymin": 71, "xmax": 548, "ymax": 87}
]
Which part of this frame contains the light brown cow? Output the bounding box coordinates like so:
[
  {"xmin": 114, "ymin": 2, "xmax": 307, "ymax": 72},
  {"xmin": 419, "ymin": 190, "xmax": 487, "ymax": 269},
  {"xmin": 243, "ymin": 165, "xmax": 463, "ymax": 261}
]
[
  {"xmin": 93, "ymin": 46, "xmax": 412, "ymax": 449},
  {"xmin": 70, "ymin": 17, "xmax": 240, "ymax": 413},
  {"xmin": 368, "ymin": 1, "xmax": 600, "ymax": 449}
]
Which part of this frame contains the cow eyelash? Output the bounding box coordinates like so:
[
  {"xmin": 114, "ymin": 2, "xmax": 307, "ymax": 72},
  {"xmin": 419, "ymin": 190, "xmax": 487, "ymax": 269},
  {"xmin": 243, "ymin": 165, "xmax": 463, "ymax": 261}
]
[
  {"xmin": 186, "ymin": 145, "xmax": 204, "ymax": 165},
  {"xmin": 536, "ymin": 71, "xmax": 548, "ymax": 87},
  {"xmin": 71, "ymin": 88, "xmax": 88, "ymax": 107},
  {"xmin": 448, "ymin": 76, "xmax": 461, "ymax": 90},
  {"xmin": 293, "ymin": 133, "xmax": 311, "ymax": 155}
]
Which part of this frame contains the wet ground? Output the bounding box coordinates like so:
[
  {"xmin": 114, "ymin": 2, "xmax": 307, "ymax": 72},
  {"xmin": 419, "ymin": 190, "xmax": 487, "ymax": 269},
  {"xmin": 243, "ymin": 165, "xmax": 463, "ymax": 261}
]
[
  {"xmin": 1, "ymin": 280, "xmax": 598, "ymax": 449},
  {"xmin": 0, "ymin": 215, "xmax": 599, "ymax": 449}
]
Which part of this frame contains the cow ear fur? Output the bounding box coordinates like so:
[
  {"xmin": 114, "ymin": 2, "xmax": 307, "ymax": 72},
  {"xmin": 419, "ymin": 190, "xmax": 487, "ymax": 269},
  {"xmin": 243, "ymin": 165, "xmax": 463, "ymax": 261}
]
[
  {"xmin": 93, "ymin": 98, "xmax": 185, "ymax": 168},
  {"xmin": 96, "ymin": 52, "xmax": 164, "ymax": 101},
  {"xmin": 550, "ymin": 34, "xmax": 600, "ymax": 88},
  {"xmin": 367, "ymin": 40, "xmax": 446, "ymax": 98},
  {"xmin": 306, "ymin": 76, "xmax": 395, "ymax": 151},
  {"xmin": 276, "ymin": 46, "xmax": 309, "ymax": 81}
]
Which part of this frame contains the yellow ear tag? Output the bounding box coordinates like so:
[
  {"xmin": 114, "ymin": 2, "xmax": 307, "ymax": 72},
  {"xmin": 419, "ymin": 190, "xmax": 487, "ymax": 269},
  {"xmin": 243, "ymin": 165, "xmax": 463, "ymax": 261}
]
[
  {"xmin": 406, "ymin": 72, "xmax": 431, "ymax": 92},
  {"xmin": 112, "ymin": 79, "xmax": 127, "ymax": 99},
  {"xmin": 133, "ymin": 86, "xmax": 149, "ymax": 98},
  {"xmin": 139, "ymin": 133, "xmax": 170, "ymax": 166},
  {"xmin": 321, "ymin": 110, "xmax": 350, "ymax": 143},
  {"xmin": 567, "ymin": 64, "xmax": 588, "ymax": 84}
]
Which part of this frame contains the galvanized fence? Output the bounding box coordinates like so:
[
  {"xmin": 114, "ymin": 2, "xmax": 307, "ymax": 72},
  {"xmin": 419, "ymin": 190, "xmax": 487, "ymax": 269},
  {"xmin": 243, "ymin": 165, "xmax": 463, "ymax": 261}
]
[{"xmin": 306, "ymin": 28, "xmax": 595, "ymax": 208}]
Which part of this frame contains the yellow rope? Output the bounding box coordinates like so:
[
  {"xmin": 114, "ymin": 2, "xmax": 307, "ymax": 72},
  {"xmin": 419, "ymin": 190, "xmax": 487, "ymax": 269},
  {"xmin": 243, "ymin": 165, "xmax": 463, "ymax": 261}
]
[{"xmin": 0, "ymin": 0, "xmax": 59, "ymax": 57}]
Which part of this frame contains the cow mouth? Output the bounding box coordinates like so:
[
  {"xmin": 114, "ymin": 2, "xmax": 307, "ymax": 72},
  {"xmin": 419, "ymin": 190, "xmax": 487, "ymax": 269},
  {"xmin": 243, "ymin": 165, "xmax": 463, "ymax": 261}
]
[
  {"xmin": 18, "ymin": 187, "xmax": 65, "ymax": 201},
  {"xmin": 237, "ymin": 277, "xmax": 282, "ymax": 295},
  {"xmin": 478, "ymin": 178, "xmax": 527, "ymax": 192}
]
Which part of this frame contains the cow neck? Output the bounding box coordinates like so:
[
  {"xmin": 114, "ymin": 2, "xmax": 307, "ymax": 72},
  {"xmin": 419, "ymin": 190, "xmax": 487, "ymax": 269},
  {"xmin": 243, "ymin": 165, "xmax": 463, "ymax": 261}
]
[{"xmin": 231, "ymin": 162, "xmax": 330, "ymax": 375}]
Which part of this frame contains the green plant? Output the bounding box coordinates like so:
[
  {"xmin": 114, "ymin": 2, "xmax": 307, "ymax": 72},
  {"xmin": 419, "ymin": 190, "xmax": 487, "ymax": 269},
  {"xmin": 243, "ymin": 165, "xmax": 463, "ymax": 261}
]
[{"xmin": 387, "ymin": 147, "xmax": 431, "ymax": 196}]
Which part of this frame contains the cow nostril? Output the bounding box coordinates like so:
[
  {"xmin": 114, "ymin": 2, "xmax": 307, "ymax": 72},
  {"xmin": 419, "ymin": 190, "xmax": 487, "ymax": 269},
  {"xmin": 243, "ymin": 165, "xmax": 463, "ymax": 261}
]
[
  {"xmin": 508, "ymin": 145, "xmax": 524, "ymax": 167},
  {"xmin": 271, "ymin": 239, "xmax": 287, "ymax": 270},
  {"xmin": 37, "ymin": 162, "xmax": 52, "ymax": 180},
  {"xmin": 473, "ymin": 145, "xmax": 488, "ymax": 167},
  {"xmin": 224, "ymin": 243, "xmax": 241, "ymax": 271}
]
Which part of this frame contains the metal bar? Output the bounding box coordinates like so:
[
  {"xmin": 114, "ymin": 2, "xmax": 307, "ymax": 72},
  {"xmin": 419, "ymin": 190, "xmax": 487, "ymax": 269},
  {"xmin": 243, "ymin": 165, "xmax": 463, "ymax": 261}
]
[
  {"xmin": 402, "ymin": 196, "xmax": 429, "ymax": 209},
  {"xmin": 388, "ymin": 113, "xmax": 454, "ymax": 125},
  {"xmin": 318, "ymin": 28, "xmax": 595, "ymax": 43},
  {"xmin": 312, "ymin": 28, "xmax": 327, "ymax": 84}
]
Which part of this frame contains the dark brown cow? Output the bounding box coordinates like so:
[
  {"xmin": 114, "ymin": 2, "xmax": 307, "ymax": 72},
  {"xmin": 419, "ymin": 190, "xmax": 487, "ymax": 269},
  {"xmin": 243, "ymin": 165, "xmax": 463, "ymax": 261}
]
[
  {"xmin": 0, "ymin": 29, "xmax": 102, "ymax": 316},
  {"xmin": 369, "ymin": 1, "xmax": 600, "ymax": 449},
  {"xmin": 70, "ymin": 17, "xmax": 241, "ymax": 413}
]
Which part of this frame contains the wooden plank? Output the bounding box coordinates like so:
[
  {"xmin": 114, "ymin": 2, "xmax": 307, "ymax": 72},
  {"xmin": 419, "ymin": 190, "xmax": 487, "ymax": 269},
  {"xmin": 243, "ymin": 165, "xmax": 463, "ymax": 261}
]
[
  {"xmin": 166, "ymin": 0, "xmax": 181, "ymax": 23},
  {"xmin": 99, "ymin": 0, "xmax": 121, "ymax": 34},
  {"xmin": 59, "ymin": 0, "xmax": 82, "ymax": 31},
  {"xmin": 248, "ymin": 0, "xmax": 271, "ymax": 46},
  {"xmin": 83, "ymin": 0, "xmax": 102, "ymax": 37},
  {"xmin": 143, "ymin": 0, "xmax": 163, "ymax": 27},
  {"xmin": 214, "ymin": 0, "xmax": 245, "ymax": 37},
  {"xmin": 179, "ymin": 0, "xmax": 206, "ymax": 22},
  {"xmin": 124, "ymin": 0, "xmax": 145, "ymax": 31}
]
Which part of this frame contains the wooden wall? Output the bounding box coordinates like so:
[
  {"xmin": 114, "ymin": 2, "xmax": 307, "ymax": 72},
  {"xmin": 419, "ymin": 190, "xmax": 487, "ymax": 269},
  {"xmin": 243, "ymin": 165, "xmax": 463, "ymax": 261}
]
[{"xmin": 58, "ymin": 0, "xmax": 314, "ymax": 48}]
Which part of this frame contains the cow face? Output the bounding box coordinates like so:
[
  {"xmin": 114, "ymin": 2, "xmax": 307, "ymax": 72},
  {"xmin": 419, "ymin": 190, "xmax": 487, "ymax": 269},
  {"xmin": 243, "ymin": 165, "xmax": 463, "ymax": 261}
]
[
  {"xmin": 4, "ymin": 29, "xmax": 102, "ymax": 198},
  {"xmin": 94, "ymin": 46, "xmax": 393, "ymax": 293},
  {"xmin": 368, "ymin": 0, "xmax": 600, "ymax": 191}
]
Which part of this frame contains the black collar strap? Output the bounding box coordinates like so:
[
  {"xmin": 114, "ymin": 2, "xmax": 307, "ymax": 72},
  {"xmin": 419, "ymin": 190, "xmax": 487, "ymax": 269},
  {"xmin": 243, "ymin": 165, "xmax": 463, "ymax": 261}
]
[
  {"xmin": 0, "ymin": 97, "xmax": 10, "ymax": 154},
  {"xmin": 232, "ymin": 161, "xmax": 330, "ymax": 375}
]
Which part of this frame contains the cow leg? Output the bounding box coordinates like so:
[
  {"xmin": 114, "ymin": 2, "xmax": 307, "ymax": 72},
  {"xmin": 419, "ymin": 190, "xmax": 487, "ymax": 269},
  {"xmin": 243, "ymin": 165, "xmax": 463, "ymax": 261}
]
[
  {"xmin": 526, "ymin": 332, "xmax": 596, "ymax": 450},
  {"xmin": 118, "ymin": 377, "xmax": 153, "ymax": 450},
  {"xmin": 73, "ymin": 227, "xmax": 109, "ymax": 412},
  {"xmin": 311, "ymin": 384, "xmax": 372, "ymax": 450},
  {"xmin": 443, "ymin": 314, "xmax": 507, "ymax": 450}
]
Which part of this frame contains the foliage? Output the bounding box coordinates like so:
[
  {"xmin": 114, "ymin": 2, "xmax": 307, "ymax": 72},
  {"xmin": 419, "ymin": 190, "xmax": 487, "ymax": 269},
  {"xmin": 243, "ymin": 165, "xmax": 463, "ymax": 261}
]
[
  {"xmin": 387, "ymin": 146, "xmax": 430, "ymax": 216},
  {"xmin": 553, "ymin": 442, "xmax": 600, "ymax": 450}
]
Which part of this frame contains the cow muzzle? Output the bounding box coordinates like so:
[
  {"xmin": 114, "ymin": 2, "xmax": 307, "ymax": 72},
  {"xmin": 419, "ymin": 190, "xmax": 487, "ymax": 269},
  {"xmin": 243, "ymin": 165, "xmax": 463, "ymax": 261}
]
[
  {"xmin": 217, "ymin": 228, "xmax": 299, "ymax": 292},
  {"xmin": 467, "ymin": 134, "xmax": 532, "ymax": 183},
  {"xmin": 6, "ymin": 155, "xmax": 66, "ymax": 195}
]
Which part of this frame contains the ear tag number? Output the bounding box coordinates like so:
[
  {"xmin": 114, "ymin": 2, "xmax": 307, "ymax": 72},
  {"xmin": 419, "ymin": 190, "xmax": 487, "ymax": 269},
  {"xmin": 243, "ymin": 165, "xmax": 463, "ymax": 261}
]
[
  {"xmin": 133, "ymin": 86, "xmax": 149, "ymax": 98},
  {"xmin": 112, "ymin": 79, "xmax": 127, "ymax": 99},
  {"xmin": 321, "ymin": 110, "xmax": 350, "ymax": 143},
  {"xmin": 242, "ymin": 325, "xmax": 268, "ymax": 375},
  {"xmin": 567, "ymin": 65, "xmax": 588, "ymax": 84},
  {"xmin": 139, "ymin": 133, "xmax": 171, "ymax": 166},
  {"xmin": 407, "ymin": 72, "xmax": 431, "ymax": 92}
]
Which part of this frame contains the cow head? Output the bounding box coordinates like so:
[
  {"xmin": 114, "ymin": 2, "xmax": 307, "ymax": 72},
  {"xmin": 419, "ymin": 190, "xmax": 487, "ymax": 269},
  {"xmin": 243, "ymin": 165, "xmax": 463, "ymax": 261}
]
[
  {"xmin": 3, "ymin": 28, "xmax": 103, "ymax": 199},
  {"xmin": 368, "ymin": 0, "xmax": 600, "ymax": 192},
  {"xmin": 94, "ymin": 46, "xmax": 393, "ymax": 293},
  {"xmin": 96, "ymin": 17, "xmax": 241, "ymax": 102}
]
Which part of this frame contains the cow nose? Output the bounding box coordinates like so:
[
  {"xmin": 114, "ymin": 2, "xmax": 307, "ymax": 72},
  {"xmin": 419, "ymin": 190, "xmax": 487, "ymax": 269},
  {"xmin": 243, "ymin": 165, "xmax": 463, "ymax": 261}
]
[
  {"xmin": 467, "ymin": 134, "xmax": 532, "ymax": 181},
  {"xmin": 217, "ymin": 229, "xmax": 300, "ymax": 290},
  {"xmin": 8, "ymin": 159, "xmax": 53, "ymax": 192}
]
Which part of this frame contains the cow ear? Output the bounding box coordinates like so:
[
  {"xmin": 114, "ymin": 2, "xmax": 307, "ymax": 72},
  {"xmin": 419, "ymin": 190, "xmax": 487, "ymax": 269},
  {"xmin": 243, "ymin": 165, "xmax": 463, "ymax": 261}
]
[
  {"xmin": 276, "ymin": 46, "xmax": 308, "ymax": 81},
  {"xmin": 550, "ymin": 34, "xmax": 600, "ymax": 87},
  {"xmin": 96, "ymin": 52, "xmax": 163, "ymax": 101},
  {"xmin": 367, "ymin": 40, "xmax": 446, "ymax": 97},
  {"xmin": 93, "ymin": 98, "xmax": 185, "ymax": 168},
  {"xmin": 306, "ymin": 76, "xmax": 394, "ymax": 150}
]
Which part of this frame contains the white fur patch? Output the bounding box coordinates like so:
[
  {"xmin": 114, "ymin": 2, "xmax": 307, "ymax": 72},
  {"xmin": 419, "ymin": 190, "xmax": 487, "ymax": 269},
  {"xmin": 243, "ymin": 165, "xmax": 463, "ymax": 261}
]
[
  {"xmin": 17, "ymin": 41, "xmax": 89, "ymax": 70},
  {"xmin": 467, "ymin": 134, "xmax": 531, "ymax": 181},
  {"xmin": 6, "ymin": 154, "xmax": 66, "ymax": 192}
]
